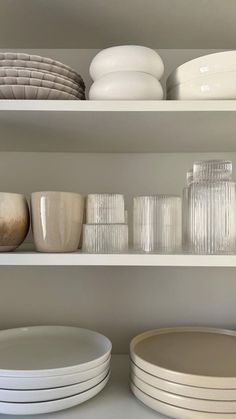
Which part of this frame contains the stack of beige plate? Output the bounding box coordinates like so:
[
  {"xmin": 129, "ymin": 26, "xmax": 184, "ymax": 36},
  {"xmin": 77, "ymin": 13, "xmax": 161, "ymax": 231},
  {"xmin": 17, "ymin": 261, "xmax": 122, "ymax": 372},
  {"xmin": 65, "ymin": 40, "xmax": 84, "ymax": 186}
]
[
  {"xmin": 0, "ymin": 326, "xmax": 111, "ymax": 415},
  {"xmin": 130, "ymin": 327, "xmax": 236, "ymax": 418},
  {"xmin": 0, "ymin": 52, "xmax": 85, "ymax": 99}
]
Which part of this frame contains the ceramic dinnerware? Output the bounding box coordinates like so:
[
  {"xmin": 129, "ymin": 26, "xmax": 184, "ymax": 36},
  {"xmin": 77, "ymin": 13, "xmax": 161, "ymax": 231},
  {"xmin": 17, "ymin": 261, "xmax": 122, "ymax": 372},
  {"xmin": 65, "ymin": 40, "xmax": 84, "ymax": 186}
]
[
  {"xmin": 89, "ymin": 71, "xmax": 163, "ymax": 100},
  {"xmin": 0, "ymin": 193, "xmax": 29, "ymax": 251},
  {"xmin": 31, "ymin": 192, "xmax": 84, "ymax": 252},
  {"xmin": 131, "ymin": 383, "xmax": 236, "ymax": 419},
  {"xmin": 90, "ymin": 45, "xmax": 164, "ymax": 81},
  {"xmin": 130, "ymin": 327, "xmax": 236, "ymax": 388}
]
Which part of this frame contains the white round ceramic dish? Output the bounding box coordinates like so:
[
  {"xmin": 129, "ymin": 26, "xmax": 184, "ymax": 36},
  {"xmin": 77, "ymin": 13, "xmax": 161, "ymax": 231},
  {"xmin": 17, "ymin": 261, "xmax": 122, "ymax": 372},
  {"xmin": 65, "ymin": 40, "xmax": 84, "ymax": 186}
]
[
  {"xmin": 131, "ymin": 373, "xmax": 236, "ymax": 413},
  {"xmin": 0, "ymin": 326, "xmax": 112, "ymax": 377},
  {"xmin": 0, "ymin": 368, "xmax": 109, "ymax": 402},
  {"xmin": 0, "ymin": 357, "xmax": 110, "ymax": 390},
  {"xmin": 130, "ymin": 327, "xmax": 236, "ymax": 388},
  {"xmin": 0, "ymin": 77, "xmax": 83, "ymax": 98},
  {"xmin": 131, "ymin": 361, "xmax": 236, "ymax": 401},
  {"xmin": 131, "ymin": 383, "xmax": 236, "ymax": 419},
  {"xmin": 167, "ymin": 71, "xmax": 236, "ymax": 100},
  {"xmin": 167, "ymin": 50, "xmax": 236, "ymax": 91},
  {"xmin": 0, "ymin": 59, "xmax": 82, "ymax": 84},
  {"xmin": 0, "ymin": 68, "xmax": 84, "ymax": 91},
  {"xmin": 89, "ymin": 45, "xmax": 164, "ymax": 81},
  {"xmin": 89, "ymin": 71, "xmax": 163, "ymax": 100},
  {"xmin": 0, "ymin": 85, "xmax": 79, "ymax": 99},
  {"xmin": 0, "ymin": 372, "xmax": 110, "ymax": 415}
]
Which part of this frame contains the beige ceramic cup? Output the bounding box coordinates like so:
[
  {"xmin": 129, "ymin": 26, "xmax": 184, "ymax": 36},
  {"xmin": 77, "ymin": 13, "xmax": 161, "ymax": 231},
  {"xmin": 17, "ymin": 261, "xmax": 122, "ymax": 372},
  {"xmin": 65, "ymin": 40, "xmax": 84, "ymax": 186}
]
[
  {"xmin": 0, "ymin": 193, "xmax": 30, "ymax": 251},
  {"xmin": 31, "ymin": 192, "xmax": 84, "ymax": 252}
]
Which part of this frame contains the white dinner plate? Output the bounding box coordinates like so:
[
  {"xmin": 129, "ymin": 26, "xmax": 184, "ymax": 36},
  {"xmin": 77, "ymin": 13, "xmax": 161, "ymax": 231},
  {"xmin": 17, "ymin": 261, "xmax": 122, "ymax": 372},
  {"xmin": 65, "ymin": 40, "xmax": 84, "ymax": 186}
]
[
  {"xmin": 131, "ymin": 373, "xmax": 236, "ymax": 413},
  {"xmin": 131, "ymin": 383, "xmax": 236, "ymax": 419},
  {"xmin": 0, "ymin": 368, "xmax": 109, "ymax": 403},
  {"xmin": 0, "ymin": 357, "xmax": 110, "ymax": 390},
  {"xmin": 0, "ymin": 372, "xmax": 110, "ymax": 415},
  {"xmin": 167, "ymin": 50, "xmax": 236, "ymax": 90},
  {"xmin": 167, "ymin": 71, "xmax": 236, "ymax": 100},
  {"xmin": 131, "ymin": 361, "xmax": 236, "ymax": 401},
  {"xmin": 89, "ymin": 45, "xmax": 164, "ymax": 81},
  {"xmin": 0, "ymin": 85, "xmax": 79, "ymax": 99},
  {"xmin": 130, "ymin": 327, "xmax": 236, "ymax": 388},
  {"xmin": 0, "ymin": 326, "xmax": 111, "ymax": 377}
]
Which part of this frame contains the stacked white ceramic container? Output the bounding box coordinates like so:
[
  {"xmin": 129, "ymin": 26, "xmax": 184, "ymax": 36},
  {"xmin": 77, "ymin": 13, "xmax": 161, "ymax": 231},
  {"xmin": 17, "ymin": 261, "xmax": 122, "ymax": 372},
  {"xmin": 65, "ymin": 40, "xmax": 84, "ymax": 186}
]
[
  {"xmin": 130, "ymin": 327, "xmax": 236, "ymax": 418},
  {"xmin": 89, "ymin": 45, "xmax": 164, "ymax": 100},
  {"xmin": 167, "ymin": 50, "xmax": 236, "ymax": 100},
  {"xmin": 0, "ymin": 326, "xmax": 111, "ymax": 415},
  {"xmin": 0, "ymin": 52, "xmax": 85, "ymax": 99},
  {"xmin": 82, "ymin": 193, "xmax": 128, "ymax": 253}
]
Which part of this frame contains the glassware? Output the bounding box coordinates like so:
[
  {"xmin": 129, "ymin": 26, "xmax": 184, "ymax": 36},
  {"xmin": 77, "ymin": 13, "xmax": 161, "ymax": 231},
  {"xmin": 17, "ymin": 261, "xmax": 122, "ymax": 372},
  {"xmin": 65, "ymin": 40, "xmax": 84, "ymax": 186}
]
[
  {"xmin": 82, "ymin": 224, "xmax": 128, "ymax": 253},
  {"xmin": 188, "ymin": 160, "xmax": 236, "ymax": 254},
  {"xmin": 133, "ymin": 195, "xmax": 182, "ymax": 253},
  {"xmin": 182, "ymin": 170, "xmax": 193, "ymax": 251},
  {"xmin": 86, "ymin": 194, "xmax": 125, "ymax": 224}
]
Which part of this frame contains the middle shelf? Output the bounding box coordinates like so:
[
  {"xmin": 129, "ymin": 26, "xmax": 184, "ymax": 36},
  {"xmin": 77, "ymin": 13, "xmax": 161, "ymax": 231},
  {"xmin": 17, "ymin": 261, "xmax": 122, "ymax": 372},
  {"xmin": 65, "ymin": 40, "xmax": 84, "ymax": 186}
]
[{"xmin": 1, "ymin": 100, "xmax": 236, "ymax": 153}]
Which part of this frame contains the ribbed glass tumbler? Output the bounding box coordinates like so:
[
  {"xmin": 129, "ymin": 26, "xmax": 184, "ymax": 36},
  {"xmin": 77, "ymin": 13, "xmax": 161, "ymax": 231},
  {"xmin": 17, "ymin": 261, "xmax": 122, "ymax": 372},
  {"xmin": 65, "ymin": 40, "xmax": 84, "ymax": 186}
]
[
  {"xmin": 188, "ymin": 160, "xmax": 236, "ymax": 254},
  {"xmin": 86, "ymin": 194, "xmax": 125, "ymax": 224},
  {"xmin": 82, "ymin": 224, "xmax": 128, "ymax": 253},
  {"xmin": 133, "ymin": 195, "xmax": 182, "ymax": 253}
]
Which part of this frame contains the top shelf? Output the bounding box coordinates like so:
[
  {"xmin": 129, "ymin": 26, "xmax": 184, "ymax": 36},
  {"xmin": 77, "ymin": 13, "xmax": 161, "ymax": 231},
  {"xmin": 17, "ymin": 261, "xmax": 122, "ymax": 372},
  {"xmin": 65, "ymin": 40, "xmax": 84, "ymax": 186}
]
[{"xmin": 0, "ymin": 0, "xmax": 235, "ymax": 49}]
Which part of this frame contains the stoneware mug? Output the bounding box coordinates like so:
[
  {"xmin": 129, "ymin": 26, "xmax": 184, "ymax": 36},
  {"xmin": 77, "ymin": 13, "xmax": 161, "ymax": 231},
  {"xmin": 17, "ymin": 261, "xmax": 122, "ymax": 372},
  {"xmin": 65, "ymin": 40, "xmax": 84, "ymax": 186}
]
[
  {"xmin": 31, "ymin": 191, "xmax": 84, "ymax": 252},
  {"xmin": 0, "ymin": 193, "xmax": 30, "ymax": 251}
]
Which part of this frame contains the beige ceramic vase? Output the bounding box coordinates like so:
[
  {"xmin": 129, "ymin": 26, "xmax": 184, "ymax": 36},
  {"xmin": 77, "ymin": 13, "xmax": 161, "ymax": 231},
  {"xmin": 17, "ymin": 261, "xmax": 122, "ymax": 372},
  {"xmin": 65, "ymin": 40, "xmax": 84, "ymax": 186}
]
[
  {"xmin": 31, "ymin": 192, "xmax": 84, "ymax": 252},
  {"xmin": 0, "ymin": 193, "xmax": 30, "ymax": 251}
]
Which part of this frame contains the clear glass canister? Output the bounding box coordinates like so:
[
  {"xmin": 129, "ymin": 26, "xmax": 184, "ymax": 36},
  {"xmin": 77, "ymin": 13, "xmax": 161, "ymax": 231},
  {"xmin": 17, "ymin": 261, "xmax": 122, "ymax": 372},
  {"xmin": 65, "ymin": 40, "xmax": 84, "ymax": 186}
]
[
  {"xmin": 188, "ymin": 160, "xmax": 236, "ymax": 254},
  {"xmin": 182, "ymin": 170, "xmax": 193, "ymax": 251}
]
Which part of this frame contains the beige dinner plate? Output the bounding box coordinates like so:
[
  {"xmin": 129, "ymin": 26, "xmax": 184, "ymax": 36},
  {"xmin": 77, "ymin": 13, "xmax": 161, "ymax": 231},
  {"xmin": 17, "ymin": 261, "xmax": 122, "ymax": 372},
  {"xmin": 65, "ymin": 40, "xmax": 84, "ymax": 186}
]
[
  {"xmin": 131, "ymin": 361, "xmax": 236, "ymax": 401},
  {"xmin": 131, "ymin": 373, "xmax": 236, "ymax": 413},
  {"xmin": 0, "ymin": 85, "xmax": 79, "ymax": 99},
  {"xmin": 131, "ymin": 383, "xmax": 236, "ymax": 419},
  {"xmin": 130, "ymin": 327, "xmax": 236, "ymax": 388}
]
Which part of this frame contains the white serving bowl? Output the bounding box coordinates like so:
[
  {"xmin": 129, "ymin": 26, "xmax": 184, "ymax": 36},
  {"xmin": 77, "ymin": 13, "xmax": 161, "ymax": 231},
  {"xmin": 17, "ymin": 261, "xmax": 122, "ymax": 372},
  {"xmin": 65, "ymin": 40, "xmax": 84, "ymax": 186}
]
[
  {"xmin": 89, "ymin": 71, "xmax": 163, "ymax": 100},
  {"xmin": 90, "ymin": 45, "xmax": 164, "ymax": 81},
  {"xmin": 167, "ymin": 50, "xmax": 236, "ymax": 90},
  {"xmin": 167, "ymin": 71, "xmax": 236, "ymax": 100}
]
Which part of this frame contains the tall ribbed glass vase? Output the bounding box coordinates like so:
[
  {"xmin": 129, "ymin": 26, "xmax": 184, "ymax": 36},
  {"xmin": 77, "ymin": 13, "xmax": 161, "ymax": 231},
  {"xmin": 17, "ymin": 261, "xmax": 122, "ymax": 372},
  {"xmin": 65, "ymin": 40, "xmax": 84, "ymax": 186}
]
[
  {"xmin": 182, "ymin": 170, "xmax": 193, "ymax": 252},
  {"xmin": 188, "ymin": 160, "xmax": 236, "ymax": 254}
]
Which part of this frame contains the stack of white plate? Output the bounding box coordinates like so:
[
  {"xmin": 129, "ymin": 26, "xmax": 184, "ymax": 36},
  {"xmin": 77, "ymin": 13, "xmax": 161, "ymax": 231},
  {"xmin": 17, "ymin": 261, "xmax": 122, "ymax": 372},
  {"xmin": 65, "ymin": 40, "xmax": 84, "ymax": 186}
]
[
  {"xmin": 130, "ymin": 327, "xmax": 236, "ymax": 418},
  {"xmin": 89, "ymin": 45, "xmax": 164, "ymax": 100},
  {"xmin": 0, "ymin": 326, "xmax": 111, "ymax": 415},
  {"xmin": 167, "ymin": 51, "xmax": 236, "ymax": 100},
  {"xmin": 0, "ymin": 52, "xmax": 85, "ymax": 99}
]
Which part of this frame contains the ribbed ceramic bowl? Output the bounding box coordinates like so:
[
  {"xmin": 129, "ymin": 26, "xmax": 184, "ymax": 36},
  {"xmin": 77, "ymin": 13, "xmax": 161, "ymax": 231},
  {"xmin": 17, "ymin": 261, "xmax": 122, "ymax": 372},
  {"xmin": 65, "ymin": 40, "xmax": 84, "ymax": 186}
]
[
  {"xmin": 167, "ymin": 71, "xmax": 236, "ymax": 100},
  {"xmin": 0, "ymin": 68, "xmax": 84, "ymax": 92},
  {"xmin": 89, "ymin": 71, "xmax": 163, "ymax": 100},
  {"xmin": 0, "ymin": 59, "xmax": 83, "ymax": 85},
  {"xmin": 0, "ymin": 53, "xmax": 84, "ymax": 87},
  {"xmin": 90, "ymin": 45, "xmax": 164, "ymax": 81},
  {"xmin": 167, "ymin": 50, "xmax": 236, "ymax": 91},
  {"xmin": 0, "ymin": 85, "xmax": 80, "ymax": 99}
]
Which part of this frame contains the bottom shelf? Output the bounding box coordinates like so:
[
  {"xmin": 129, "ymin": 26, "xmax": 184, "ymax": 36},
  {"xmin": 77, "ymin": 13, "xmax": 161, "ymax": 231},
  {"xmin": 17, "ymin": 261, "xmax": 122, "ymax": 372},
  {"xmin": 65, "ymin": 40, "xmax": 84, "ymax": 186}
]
[{"xmin": 2, "ymin": 355, "xmax": 163, "ymax": 419}]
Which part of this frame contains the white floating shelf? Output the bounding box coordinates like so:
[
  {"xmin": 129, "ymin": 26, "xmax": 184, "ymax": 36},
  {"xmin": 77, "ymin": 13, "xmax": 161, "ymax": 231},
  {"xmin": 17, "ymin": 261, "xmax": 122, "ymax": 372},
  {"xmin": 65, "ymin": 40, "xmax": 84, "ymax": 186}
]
[
  {"xmin": 1, "ymin": 100, "xmax": 236, "ymax": 152},
  {"xmin": 0, "ymin": 0, "xmax": 234, "ymax": 49},
  {"xmin": 2, "ymin": 251, "xmax": 236, "ymax": 267},
  {"xmin": 6, "ymin": 356, "xmax": 161, "ymax": 419}
]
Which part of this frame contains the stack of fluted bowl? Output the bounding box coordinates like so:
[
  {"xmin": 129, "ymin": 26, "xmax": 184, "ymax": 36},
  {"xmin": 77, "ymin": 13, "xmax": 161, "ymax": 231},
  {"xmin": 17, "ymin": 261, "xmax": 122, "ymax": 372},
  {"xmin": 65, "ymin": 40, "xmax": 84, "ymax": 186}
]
[
  {"xmin": 89, "ymin": 45, "xmax": 164, "ymax": 100},
  {"xmin": 167, "ymin": 51, "xmax": 236, "ymax": 100},
  {"xmin": 130, "ymin": 327, "xmax": 236, "ymax": 418},
  {"xmin": 0, "ymin": 52, "xmax": 85, "ymax": 99},
  {"xmin": 0, "ymin": 326, "xmax": 111, "ymax": 415}
]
